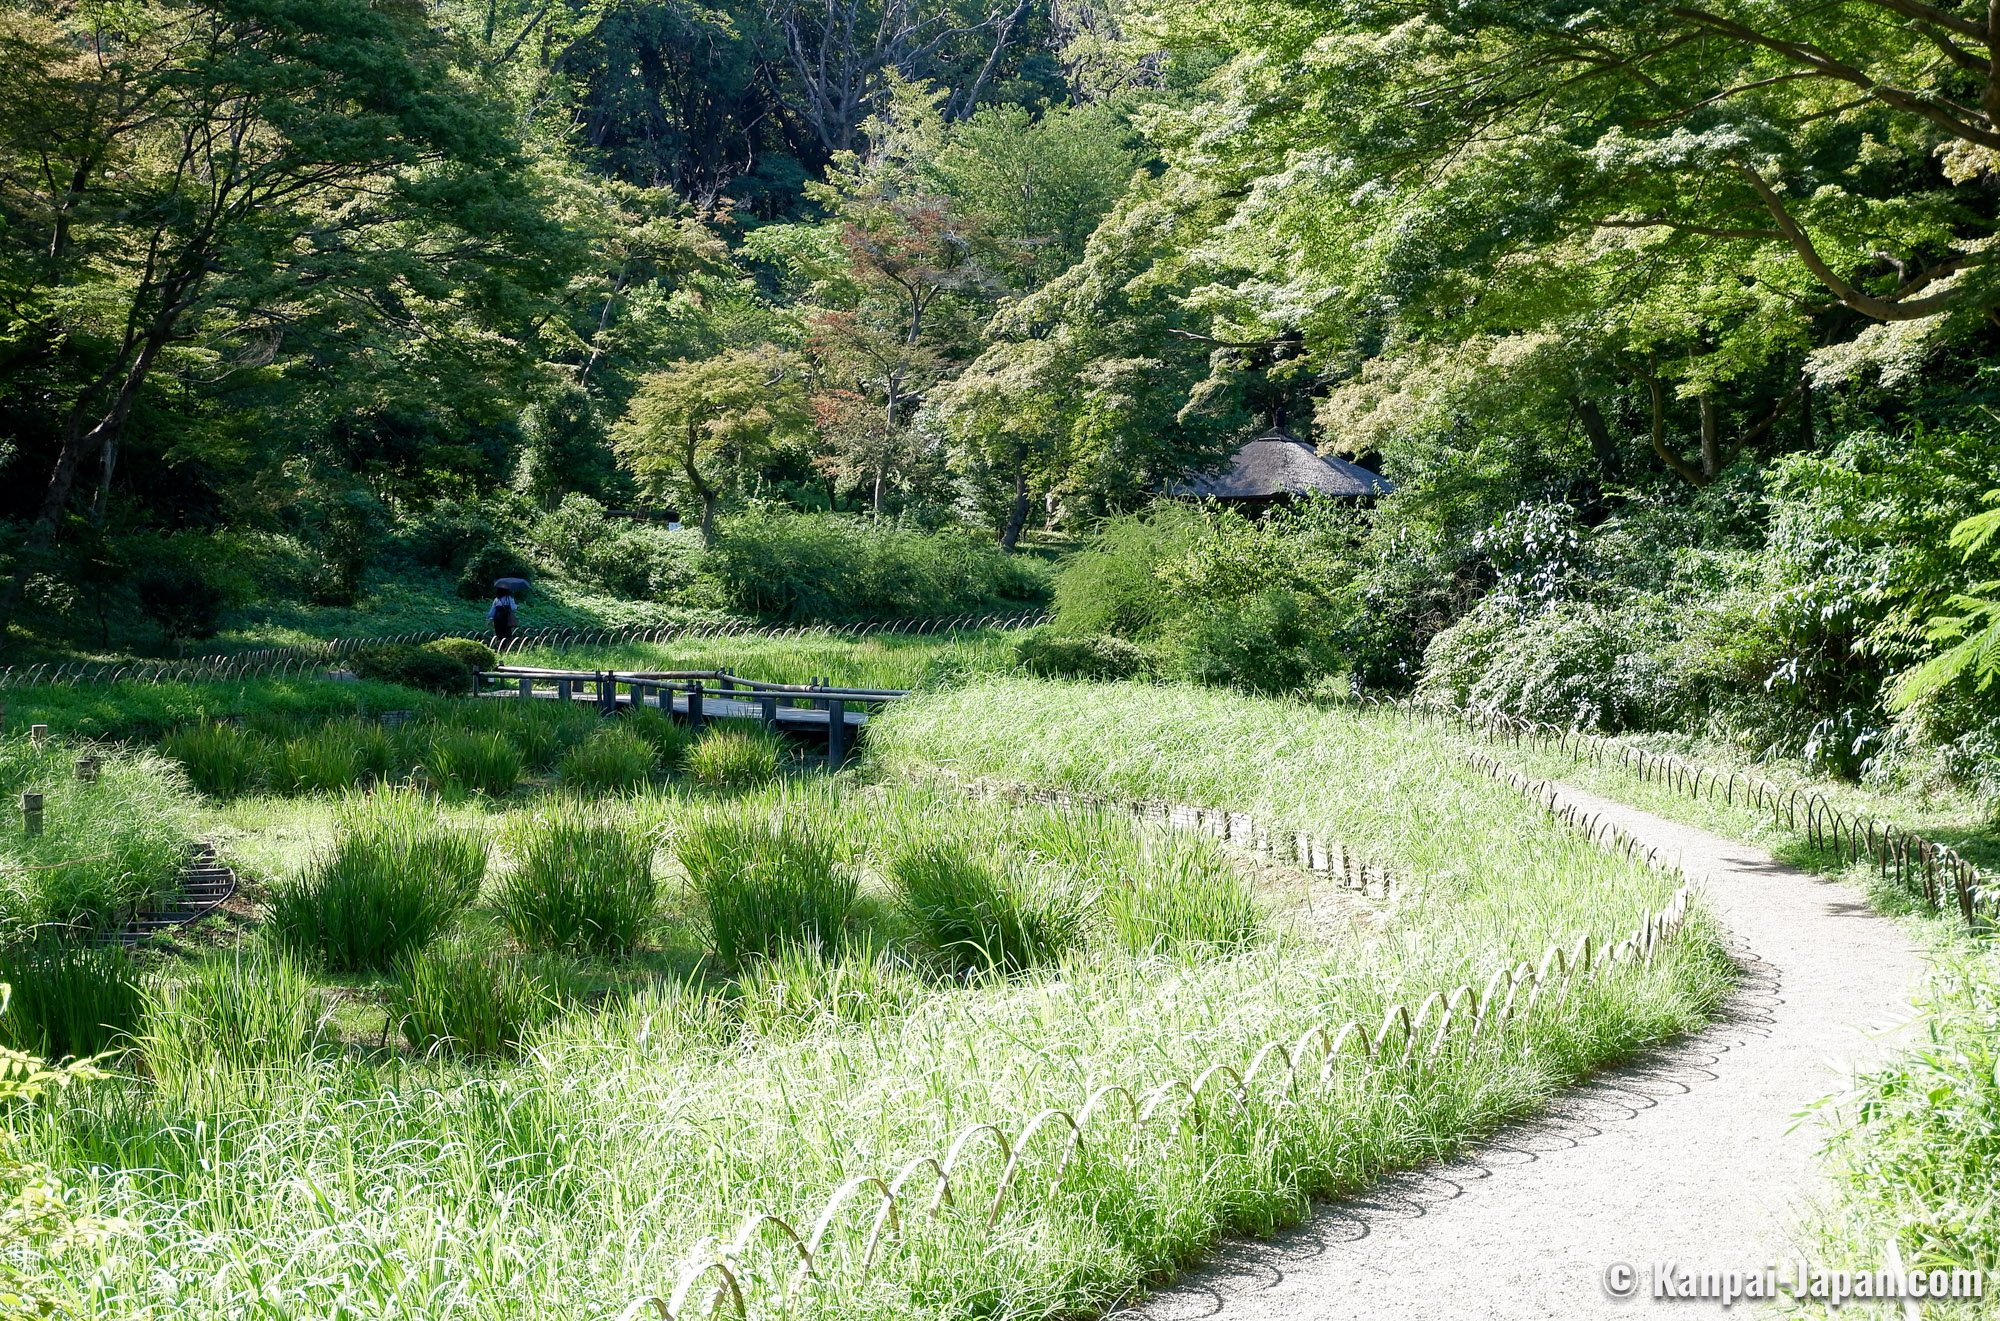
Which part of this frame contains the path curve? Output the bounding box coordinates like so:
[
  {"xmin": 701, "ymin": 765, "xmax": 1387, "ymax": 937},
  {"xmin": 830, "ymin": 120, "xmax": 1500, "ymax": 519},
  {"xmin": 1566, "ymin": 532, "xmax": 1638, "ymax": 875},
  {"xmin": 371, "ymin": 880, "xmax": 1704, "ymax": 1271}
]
[{"xmin": 1114, "ymin": 781, "xmax": 1926, "ymax": 1320}]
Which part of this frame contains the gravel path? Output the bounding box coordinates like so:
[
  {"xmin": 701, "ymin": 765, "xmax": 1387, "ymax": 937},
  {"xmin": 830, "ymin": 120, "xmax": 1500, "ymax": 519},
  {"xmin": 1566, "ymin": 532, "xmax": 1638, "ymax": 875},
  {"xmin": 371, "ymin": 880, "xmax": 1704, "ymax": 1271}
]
[{"xmin": 1113, "ymin": 781, "xmax": 1927, "ymax": 1320}]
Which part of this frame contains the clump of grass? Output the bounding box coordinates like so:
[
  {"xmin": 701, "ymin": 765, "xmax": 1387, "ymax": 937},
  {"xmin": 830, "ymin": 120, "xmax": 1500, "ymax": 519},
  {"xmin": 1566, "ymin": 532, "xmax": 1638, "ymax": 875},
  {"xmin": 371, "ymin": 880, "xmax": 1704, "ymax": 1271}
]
[
  {"xmin": 0, "ymin": 936, "xmax": 145, "ymax": 1059},
  {"xmin": 271, "ymin": 725, "xmax": 365, "ymax": 795},
  {"xmin": 0, "ymin": 746, "xmax": 196, "ymax": 929},
  {"xmin": 1106, "ymin": 839, "xmax": 1264, "ymax": 954},
  {"xmin": 499, "ymin": 803, "xmax": 657, "ymax": 955},
  {"xmin": 144, "ymin": 946, "xmax": 326, "ymax": 1092},
  {"xmin": 458, "ymin": 701, "xmax": 599, "ymax": 772},
  {"xmin": 676, "ymin": 813, "xmax": 855, "ymax": 969},
  {"xmin": 888, "ymin": 840, "xmax": 1088, "ymax": 975},
  {"xmin": 624, "ymin": 708, "xmax": 695, "ymax": 772},
  {"xmin": 391, "ymin": 938, "xmax": 555, "ymax": 1059},
  {"xmin": 161, "ymin": 721, "xmax": 269, "ymax": 797},
  {"xmin": 1025, "ymin": 812, "xmax": 1262, "ymax": 954},
  {"xmin": 685, "ymin": 725, "xmax": 783, "ymax": 788},
  {"xmin": 422, "ymin": 728, "xmax": 523, "ymax": 799},
  {"xmin": 556, "ymin": 726, "xmax": 656, "ymax": 793},
  {"xmin": 267, "ymin": 788, "xmax": 488, "ymax": 972},
  {"xmin": 734, "ymin": 944, "xmax": 927, "ymax": 1039}
]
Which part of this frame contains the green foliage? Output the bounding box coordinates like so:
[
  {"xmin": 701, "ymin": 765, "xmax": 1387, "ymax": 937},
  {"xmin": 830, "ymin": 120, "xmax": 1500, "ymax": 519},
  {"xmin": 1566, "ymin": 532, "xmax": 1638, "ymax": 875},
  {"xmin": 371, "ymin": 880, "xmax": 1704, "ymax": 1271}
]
[
  {"xmin": 527, "ymin": 495, "xmax": 705, "ymax": 601},
  {"xmin": 272, "ymin": 726, "xmax": 367, "ymax": 796},
  {"xmin": 351, "ymin": 643, "xmax": 478, "ymax": 696},
  {"xmin": 1025, "ymin": 813, "xmax": 1262, "ymax": 955},
  {"xmin": 144, "ymin": 948, "xmax": 326, "ymax": 1090},
  {"xmin": 1047, "ymin": 500, "xmax": 1359, "ymax": 695},
  {"xmin": 0, "ymin": 743, "xmax": 195, "ymax": 929},
  {"xmin": 1821, "ymin": 949, "xmax": 2000, "ymax": 1285},
  {"xmin": 392, "ymin": 939, "xmax": 556, "ymax": 1059},
  {"xmin": 162, "ymin": 722, "xmax": 271, "ymax": 797},
  {"xmin": 500, "ymin": 804, "xmax": 658, "ymax": 955},
  {"xmin": 622, "ymin": 708, "xmax": 696, "ymax": 772},
  {"xmin": 676, "ymin": 814, "xmax": 856, "ymax": 970},
  {"xmin": 268, "ymin": 790, "xmax": 488, "ymax": 972},
  {"xmin": 556, "ymin": 726, "xmax": 657, "ymax": 793},
  {"xmin": 887, "ymin": 839, "xmax": 1088, "ymax": 976},
  {"xmin": 0, "ymin": 937, "xmax": 144, "ymax": 1060},
  {"xmin": 1014, "ymin": 631, "xmax": 1151, "ymax": 681},
  {"xmin": 705, "ymin": 506, "xmax": 1046, "ymax": 622},
  {"xmin": 421, "ymin": 728, "xmax": 524, "ymax": 799},
  {"xmin": 685, "ymin": 725, "xmax": 783, "ymax": 789},
  {"xmin": 423, "ymin": 638, "xmax": 499, "ymax": 673}
]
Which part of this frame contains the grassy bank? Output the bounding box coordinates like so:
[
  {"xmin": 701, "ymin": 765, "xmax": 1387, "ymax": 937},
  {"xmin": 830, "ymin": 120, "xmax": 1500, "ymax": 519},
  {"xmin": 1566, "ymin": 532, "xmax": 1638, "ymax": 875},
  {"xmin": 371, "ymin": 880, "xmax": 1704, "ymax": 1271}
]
[
  {"xmin": 22, "ymin": 685, "xmax": 1728, "ymax": 1319},
  {"xmin": 513, "ymin": 626, "xmax": 1019, "ymax": 692},
  {"xmin": 1441, "ymin": 719, "xmax": 2000, "ymax": 1311}
]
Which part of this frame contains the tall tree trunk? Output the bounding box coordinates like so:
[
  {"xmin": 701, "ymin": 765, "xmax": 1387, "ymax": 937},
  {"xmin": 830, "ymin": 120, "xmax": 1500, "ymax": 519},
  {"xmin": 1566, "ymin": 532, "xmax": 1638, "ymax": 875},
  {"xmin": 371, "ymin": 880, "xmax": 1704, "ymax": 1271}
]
[
  {"xmin": 1698, "ymin": 394, "xmax": 1722, "ymax": 479},
  {"xmin": 999, "ymin": 440, "xmax": 1029, "ymax": 551},
  {"xmin": 1572, "ymin": 397, "xmax": 1621, "ymax": 480}
]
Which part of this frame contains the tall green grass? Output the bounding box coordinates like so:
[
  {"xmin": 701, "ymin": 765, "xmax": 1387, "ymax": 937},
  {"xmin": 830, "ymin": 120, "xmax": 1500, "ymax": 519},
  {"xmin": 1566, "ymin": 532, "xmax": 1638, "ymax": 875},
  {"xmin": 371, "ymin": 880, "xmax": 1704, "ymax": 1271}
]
[
  {"xmin": 675, "ymin": 812, "xmax": 856, "ymax": 969},
  {"xmin": 392, "ymin": 939, "xmax": 556, "ymax": 1059},
  {"xmin": 499, "ymin": 803, "xmax": 657, "ymax": 954},
  {"xmin": 0, "ymin": 937, "xmax": 144, "ymax": 1059},
  {"xmin": 0, "ymin": 742, "xmax": 195, "ymax": 929},
  {"xmin": 421, "ymin": 728, "xmax": 523, "ymax": 799},
  {"xmin": 556, "ymin": 726, "xmax": 655, "ymax": 793},
  {"xmin": 684, "ymin": 724, "xmax": 783, "ymax": 788},
  {"xmin": 21, "ymin": 685, "xmax": 1732, "ymax": 1320},
  {"xmin": 143, "ymin": 947, "xmax": 326, "ymax": 1096},
  {"xmin": 267, "ymin": 788, "xmax": 488, "ymax": 972},
  {"xmin": 161, "ymin": 721, "xmax": 269, "ymax": 797},
  {"xmin": 888, "ymin": 840, "xmax": 1087, "ymax": 975}
]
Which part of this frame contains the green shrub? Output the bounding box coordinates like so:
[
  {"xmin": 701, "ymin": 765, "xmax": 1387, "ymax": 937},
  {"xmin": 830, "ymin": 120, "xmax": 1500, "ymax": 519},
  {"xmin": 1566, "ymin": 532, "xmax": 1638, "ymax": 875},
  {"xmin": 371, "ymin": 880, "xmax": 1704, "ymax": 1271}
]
[
  {"xmin": 267, "ymin": 789, "xmax": 488, "ymax": 972},
  {"xmin": 423, "ymin": 637, "xmax": 499, "ymax": 673},
  {"xmin": 1418, "ymin": 595, "xmax": 1683, "ymax": 732},
  {"xmin": 1164, "ymin": 585, "xmax": 1340, "ymax": 696},
  {"xmin": 162, "ymin": 722, "xmax": 270, "ymax": 797},
  {"xmin": 685, "ymin": 725, "xmax": 784, "ymax": 788},
  {"xmin": 676, "ymin": 814, "xmax": 855, "ymax": 970},
  {"xmin": 556, "ymin": 726, "xmax": 656, "ymax": 793},
  {"xmin": 0, "ymin": 937, "xmax": 144, "ymax": 1060},
  {"xmin": 351, "ymin": 643, "xmax": 476, "ymax": 695},
  {"xmin": 391, "ymin": 939, "xmax": 554, "ymax": 1058},
  {"xmin": 887, "ymin": 840, "xmax": 1086, "ymax": 976},
  {"xmin": 144, "ymin": 947, "xmax": 326, "ymax": 1089},
  {"xmin": 705, "ymin": 507, "xmax": 1046, "ymax": 622},
  {"xmin": 499, "ymin": 804, "xmax": 657, "ymax": 954},
  {"xmin": 422, "ymin": 728, "xmax": 523, "ymax": 798},
  {"xmin": 1015, "ymin": 631, "xmax": 1151, "ymax": 681},
  {"xmin": 624, "ymin": 708, "xmax": 695, "ymax": 772}
]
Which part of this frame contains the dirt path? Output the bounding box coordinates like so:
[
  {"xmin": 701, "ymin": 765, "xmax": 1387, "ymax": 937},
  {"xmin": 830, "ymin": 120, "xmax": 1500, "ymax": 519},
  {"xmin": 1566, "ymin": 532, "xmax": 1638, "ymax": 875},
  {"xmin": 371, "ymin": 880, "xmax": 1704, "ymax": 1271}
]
[{"xmin": 1113, "ymin": 781, "xmax": 1927, "ymax": 1320}]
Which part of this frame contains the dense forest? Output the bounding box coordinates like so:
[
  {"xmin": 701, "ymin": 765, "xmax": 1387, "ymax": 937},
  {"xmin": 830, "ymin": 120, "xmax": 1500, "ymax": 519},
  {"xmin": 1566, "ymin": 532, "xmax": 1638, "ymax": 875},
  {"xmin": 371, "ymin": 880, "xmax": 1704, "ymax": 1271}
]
[{"xmin": 4, "ymin": 0, "xmax": 2000, "ymax": 790}]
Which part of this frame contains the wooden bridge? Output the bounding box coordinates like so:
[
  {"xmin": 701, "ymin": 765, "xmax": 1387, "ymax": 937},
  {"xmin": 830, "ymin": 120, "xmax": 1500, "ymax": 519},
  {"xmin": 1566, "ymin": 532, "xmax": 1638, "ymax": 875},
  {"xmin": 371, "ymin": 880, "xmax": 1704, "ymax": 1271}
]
[{"xmin": 476, "ymin": 667, "xmax": 908, "ymax": 764}]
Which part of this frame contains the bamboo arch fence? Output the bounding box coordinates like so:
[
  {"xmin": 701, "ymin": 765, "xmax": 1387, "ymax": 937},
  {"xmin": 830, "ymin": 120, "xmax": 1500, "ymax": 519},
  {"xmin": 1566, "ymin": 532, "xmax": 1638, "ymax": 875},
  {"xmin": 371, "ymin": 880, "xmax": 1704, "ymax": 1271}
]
[
  {"xmin": 0, "ymin": 611, "xmax": 1052, "ymax": 691},
  {"xmin": 1358, "ymin": 697, "xmax": 1991, "ymax": 929},
  {"xmin": 616, "ymin": 753, "xmax": 1699, "ymax": 1320}
]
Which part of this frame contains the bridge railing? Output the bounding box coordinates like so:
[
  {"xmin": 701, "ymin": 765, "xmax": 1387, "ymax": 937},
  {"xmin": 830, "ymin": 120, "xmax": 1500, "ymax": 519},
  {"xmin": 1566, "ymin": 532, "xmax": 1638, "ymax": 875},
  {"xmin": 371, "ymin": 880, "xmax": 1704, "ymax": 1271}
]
[{"xmin": 477, "ymin": 666, "xmax": 911, "ymax": 765}]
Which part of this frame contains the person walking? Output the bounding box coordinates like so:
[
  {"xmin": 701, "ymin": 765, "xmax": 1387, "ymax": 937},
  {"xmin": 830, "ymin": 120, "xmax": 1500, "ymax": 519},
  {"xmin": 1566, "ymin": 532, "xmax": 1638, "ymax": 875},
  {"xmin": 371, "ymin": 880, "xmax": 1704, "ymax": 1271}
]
[{"xmin": 488, "ymin": 589, "xmax": 517, "ymax": 644}]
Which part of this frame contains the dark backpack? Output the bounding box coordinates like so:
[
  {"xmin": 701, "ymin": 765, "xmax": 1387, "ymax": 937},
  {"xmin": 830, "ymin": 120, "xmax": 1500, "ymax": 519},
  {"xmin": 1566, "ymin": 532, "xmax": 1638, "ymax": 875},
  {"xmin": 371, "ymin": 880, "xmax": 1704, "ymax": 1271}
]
[{"xmin": 491, "ymin": 600, "xmax": 515, "ymax": 630}]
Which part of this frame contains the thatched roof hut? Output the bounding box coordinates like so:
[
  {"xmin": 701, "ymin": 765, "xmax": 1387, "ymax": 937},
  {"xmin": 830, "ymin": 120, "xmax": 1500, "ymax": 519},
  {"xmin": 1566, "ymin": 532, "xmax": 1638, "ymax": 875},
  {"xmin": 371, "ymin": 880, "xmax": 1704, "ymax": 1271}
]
[{"xmin": 1169, "ymin": 430, "xmax": 1393, "ymax": 511}]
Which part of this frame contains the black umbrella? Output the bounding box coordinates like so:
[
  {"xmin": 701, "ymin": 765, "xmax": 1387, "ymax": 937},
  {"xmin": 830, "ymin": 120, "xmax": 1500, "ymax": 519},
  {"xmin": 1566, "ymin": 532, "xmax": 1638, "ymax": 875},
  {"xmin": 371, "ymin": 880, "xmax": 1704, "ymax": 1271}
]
[{"xmin": 493, "ymin": 577, "xmax": 530, "ymax": 594}]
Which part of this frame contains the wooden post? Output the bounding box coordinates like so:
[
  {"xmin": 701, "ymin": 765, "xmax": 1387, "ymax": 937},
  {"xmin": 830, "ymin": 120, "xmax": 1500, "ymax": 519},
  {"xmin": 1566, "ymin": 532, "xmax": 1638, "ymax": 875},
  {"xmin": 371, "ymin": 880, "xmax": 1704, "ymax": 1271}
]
[
  {"xmin": 29, "ymin": 723, "xmax": 47, "ymax": 749},
  {"xmin": 687, "ymin": 682, "xmax": 705, "ymax": 733},
  {"xmin": 76, "ymin": 754, "xmax": 100, "ymax": 783},
  {"xmin": 517, "ymin": 676, "xmax": 533, "ymax": 699},
  {"xmin": 556, "ymin": 678, "xmax": 573, "ymax": 703},
  {"xmin": 759, "ymin": 693, "xmax": 778, "ymax": 729},
  {"xmin": 827, "ymin": 698, "xmax": 847, "ymax": 766},
  {"xmin": 20, "ymin": 792, "xmax": 43, "ymax": 836}
]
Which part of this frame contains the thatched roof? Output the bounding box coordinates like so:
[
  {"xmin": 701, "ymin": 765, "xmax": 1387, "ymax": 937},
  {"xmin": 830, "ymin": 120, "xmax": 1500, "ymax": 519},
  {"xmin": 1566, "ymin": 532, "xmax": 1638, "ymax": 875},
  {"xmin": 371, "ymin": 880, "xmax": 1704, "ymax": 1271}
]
[{"xmin": 1170, "ymin": 430, "xmax": 1394, "ymax": 501}]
